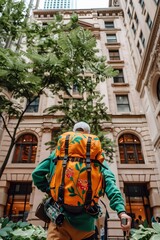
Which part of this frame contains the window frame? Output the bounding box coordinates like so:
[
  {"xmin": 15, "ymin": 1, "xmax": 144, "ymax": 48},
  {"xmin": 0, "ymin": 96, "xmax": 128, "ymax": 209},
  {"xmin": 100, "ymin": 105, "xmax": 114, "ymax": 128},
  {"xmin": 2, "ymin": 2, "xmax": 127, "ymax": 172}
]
[
  {"xmin": 139, "ymin": 30, "xmax": 145, "ymax": 47},
  {"xmin": 109, "ymin": 49, "xmax": 120, "ymax": 60},
  {"xmin": 132, "ymin": 23, "xmax": 136, "ymax": 35},
  {"xmin": 116, "ymin": 94, "xmax": 131, "ymax": 112},
  {"xmin": 118, "ymin": 134, "xmax": 144, "ymax": 164},
  {"xmin": 12, "ymin": 134, "xmax": 38, "ymax": 164},
  {"xmin": 106, "ymin": 34, "xmax": 117, "ymax": 43},
  {"xmin": 139, "ymin": 0, "xmax": 145, "ymax": 9},
  {"xmin": 137, "ymin": 41, "xmax": 142, "ymax": 55},
  {"xmin": 113, "ymin": 69, "xmax": 125, "ymax": 83},
  {"xmin": 124, "ymin": 183, "xmax": 151, "ymax": 228},
  {"xmin": 154, "ymin": 0, "xmax": 159, "ymax": 5},
  {"xmin": 134, "ymin": 12, "xmax": 139, "ymax": 26},
  {"xmin": 4, "ymin": 182, "xmax": 32, "ymax": 222},
  {"xmin": 26, "ymin": 97, "xmax": 40, "ymax": 113},
  {"xmin": 104, "ymin": 21, "xmax": 114, "ymax": 29},
  {"xmin": 146, "ymin": 13, "xmax": 152, "ymax": 29}
]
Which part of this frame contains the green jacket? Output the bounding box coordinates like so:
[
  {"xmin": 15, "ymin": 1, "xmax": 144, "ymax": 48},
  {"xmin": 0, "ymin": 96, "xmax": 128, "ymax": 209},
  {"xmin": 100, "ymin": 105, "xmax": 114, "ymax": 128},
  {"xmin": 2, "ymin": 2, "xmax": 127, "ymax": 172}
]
[{"xmin": 32, "ymin": 151, "xmax": 125, "ymax": 231}]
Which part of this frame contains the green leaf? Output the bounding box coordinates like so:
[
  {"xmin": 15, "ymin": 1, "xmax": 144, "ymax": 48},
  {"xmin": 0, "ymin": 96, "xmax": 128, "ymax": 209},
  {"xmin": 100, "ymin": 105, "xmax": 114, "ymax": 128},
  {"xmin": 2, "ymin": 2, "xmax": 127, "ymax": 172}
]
[
  {"xmin": 11, "ymin": 228, "xmax": 35, "ymax": 237},
  {"xmin": 150, "ymin": 234, "xmax": 160, "ymax": 240},
  {"xmin": 152, "ymin": 223, "xmax": 160, "ymax": 233},
  {"xmin": 75, "ymin": 163, "xmax": 80, "ymax": 171},
  {"xmin": 19, "ymin": 221, "xmax": 30, "ymax": 228},
  {"xmin": 1, "ymin": 217, "xmax": 9, "ymax": 228},
  {"xmin": 68, "ymin": 187, "xmax": 75, "ymax": 193},
  {"xmin": 80, "ymin": 167, "xmax": 87, "ymax": 173},
  {"xmin": 0, "ymin": 229, "xmax": 8, "ymax": 237},
  {"xmin": 69, "ymin": 193, "xmax": 77, "ymax": 197},
  {"xmin": 72, "ymin": 136, "xmax": 83, "ymax": 144}
]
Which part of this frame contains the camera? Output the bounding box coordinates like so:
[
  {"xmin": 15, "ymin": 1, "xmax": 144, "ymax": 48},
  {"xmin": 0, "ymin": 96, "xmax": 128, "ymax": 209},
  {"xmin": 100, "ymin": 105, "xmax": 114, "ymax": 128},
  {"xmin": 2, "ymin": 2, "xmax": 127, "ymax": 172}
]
[{"xmin": 44, "ymin": 197, "xmax": 64, "ymax": 226}]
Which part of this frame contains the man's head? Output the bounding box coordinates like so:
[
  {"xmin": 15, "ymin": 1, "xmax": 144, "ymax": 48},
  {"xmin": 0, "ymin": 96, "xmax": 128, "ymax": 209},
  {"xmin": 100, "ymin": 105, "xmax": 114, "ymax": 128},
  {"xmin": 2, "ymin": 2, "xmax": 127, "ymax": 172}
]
[{"xmin": 73, "ymin": 121, "xmax": 90, "ymax": 134}]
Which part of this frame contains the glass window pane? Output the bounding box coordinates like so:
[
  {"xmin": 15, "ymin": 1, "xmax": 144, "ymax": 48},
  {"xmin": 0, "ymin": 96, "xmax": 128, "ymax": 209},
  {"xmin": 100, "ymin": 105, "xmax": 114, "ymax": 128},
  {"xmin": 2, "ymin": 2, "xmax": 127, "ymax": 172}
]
[
  {"xmin": 26, "ymin": 98, "xmax": 39, "ymax": 113},
  {"xmin": 117, "ymin": 95, "xmax": 128, "ymax": 104},
  {"xmin": 109, "ymin": 50, "xmax": 120, "ymax": 60},
  {"xmin": 107, "ymin": 34, "xmax": 117, "ymax": 43},
  {"xmin": 124, "ymin": 134, "xmax": 133, "ymax": 142},
  {"xmin": 5, "ymin": 182, "xmax": 32, "ymax": 222},
  {"xmin": 12, "ymin": 134, "xmax": 37, "ymax": 163},
  {"xmin": 118, "ymin": 134, "xmax": 144, "ymax": 164},
  {"xmin": 105, "ymin": 21, "xmax": 114, "ymax": 28},
  {"xmin": 117, "ymin": 105, "xmax": 130, "ymax": 112},
  {"xmin": 114, "ymin": 70, "xmax": 124, "ymax": 83}
]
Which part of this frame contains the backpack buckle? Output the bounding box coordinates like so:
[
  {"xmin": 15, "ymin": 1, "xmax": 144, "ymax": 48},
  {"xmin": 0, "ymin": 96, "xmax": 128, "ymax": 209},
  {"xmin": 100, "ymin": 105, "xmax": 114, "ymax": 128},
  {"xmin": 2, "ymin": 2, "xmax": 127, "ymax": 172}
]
[{"xmin": 63, "ymin": 156, "xmax": 68, "ymax": 167}]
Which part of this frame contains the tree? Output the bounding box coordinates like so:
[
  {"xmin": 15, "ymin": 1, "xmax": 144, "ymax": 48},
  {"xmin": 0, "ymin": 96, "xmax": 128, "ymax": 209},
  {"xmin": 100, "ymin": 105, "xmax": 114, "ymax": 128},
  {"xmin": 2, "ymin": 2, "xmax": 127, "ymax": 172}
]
[
  {"xmin": 45, "ymin": 87, "xmax": 115, "ymax": 162},
  {"xmin": 0, "ymin": 0, "xmax": 27, "ymax": 48},
  {"xmin": 0, "ymin": 1, "xmax": 117, "ymax": 178}
]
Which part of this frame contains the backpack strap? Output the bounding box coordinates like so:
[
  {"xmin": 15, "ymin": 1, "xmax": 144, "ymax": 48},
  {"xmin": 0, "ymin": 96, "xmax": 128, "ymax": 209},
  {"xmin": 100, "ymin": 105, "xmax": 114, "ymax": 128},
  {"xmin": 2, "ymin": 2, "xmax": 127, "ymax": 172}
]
[
  {"xmin": 58, "ymin": 134, "xmax": 70, "ymax": 204},
  {"xmin": 92, "ymin": 160, "xmax": 108, "ymax": 170},
  {"xmin": 85, "ymin": 136, "xmax": 92, "ymax": 205}
]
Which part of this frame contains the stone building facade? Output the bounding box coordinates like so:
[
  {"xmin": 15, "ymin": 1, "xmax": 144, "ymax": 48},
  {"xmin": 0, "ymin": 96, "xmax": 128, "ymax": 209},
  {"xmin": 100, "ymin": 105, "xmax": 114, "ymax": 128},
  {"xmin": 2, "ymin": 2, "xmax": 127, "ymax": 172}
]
[{"xmin": 0, "ymin": 1, "xmax": 160, "ymax": 239}]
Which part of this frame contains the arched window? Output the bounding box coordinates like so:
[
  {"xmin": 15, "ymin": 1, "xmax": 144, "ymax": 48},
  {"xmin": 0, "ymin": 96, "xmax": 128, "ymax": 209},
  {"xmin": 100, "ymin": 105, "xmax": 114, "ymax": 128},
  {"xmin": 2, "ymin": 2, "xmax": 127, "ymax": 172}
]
[
  {"xmin": 118, "ymin": 134, "xmax": 144, "ymax": 164},
  {"xmin": 157, "ymin": 78, "xmax": 160, "ymax": 101},
  {"xmin": 12, "ymin": 134, "xmax": 37, "ymax": 163}
]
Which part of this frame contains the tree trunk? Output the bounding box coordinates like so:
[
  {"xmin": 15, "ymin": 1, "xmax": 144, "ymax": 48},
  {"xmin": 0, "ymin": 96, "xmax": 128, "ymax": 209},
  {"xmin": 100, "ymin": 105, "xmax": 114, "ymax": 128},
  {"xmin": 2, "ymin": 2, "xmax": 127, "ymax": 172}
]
[{"xmin": 0, "ymin": 140, "xmax": 15, "ymax": 178}]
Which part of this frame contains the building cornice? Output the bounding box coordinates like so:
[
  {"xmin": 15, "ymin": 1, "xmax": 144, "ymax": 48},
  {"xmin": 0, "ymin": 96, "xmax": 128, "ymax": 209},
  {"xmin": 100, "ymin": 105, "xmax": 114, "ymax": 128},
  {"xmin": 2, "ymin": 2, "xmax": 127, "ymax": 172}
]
[{"xmin": 33, "ymin": 8, "xmax": 123, "ymax": 18}]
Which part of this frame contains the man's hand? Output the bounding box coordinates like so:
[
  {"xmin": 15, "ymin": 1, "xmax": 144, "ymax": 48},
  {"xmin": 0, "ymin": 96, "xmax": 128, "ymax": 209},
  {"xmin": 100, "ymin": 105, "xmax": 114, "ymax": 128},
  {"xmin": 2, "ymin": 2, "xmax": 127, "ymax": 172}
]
[{"xmin": 118, "ymin": 212, "xmax": 132, "ymax": 235}]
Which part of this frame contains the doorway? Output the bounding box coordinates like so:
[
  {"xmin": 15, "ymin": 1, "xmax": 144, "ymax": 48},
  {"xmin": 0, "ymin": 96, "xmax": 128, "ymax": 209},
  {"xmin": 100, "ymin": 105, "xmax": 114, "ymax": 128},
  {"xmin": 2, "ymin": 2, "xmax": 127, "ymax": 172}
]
[
  {"xmin": 4, "ymin": 182, "xmax": 32, "ymax": 222},
  {"xmin": 124, "ymin": 183, "xmax": 152, "ymax": 228}
]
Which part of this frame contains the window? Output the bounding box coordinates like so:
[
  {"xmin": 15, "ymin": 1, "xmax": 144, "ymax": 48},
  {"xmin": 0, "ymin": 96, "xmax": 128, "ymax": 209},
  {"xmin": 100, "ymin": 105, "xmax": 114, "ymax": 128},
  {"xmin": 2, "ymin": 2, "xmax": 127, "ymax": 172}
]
[
  {"xmin": 132, "ymin": 23, "xmax": 136, "ymax": 35},
  {"xmin": 109, "ymin": 50, "xmax": 120, "ymax": 60},
  {"xmin": 157, "ymin": 78, "xmax": 160, "ymax": 101},
  {"xmin": 139, "ymin": 0, "xmax": 145, "ymax": 9},
  {"xmin": 26, "ymin": 97, "xmax": 39, "ymax": 113},
  {"xmin": 134, "ymin": 13, "xmax": 139, "ymax": 25},
  {"xmin": 127, "ymin": 8, "xmax": 132, "ymax": 18},
  {"xmin": 106, "ymin": 34, "xmax": 117, "ymax": 43},
  {"xmin": 146, "ymin": 14, "xmax": 152, "ymax": 29},
  {"xmin": 139, "ymin": 31, "xmax": 145, "ymax": 47},
  {"xmin": 154, "ymin": 0, "xmax": 159, "ymax": 4},
  {"xmin": 113, "ymin": 69, "xmax": 124, "ymax": 83},
  {"xmin": 137, "ymin": 41, "xmax": 142, "ymax": 55},
  {"xmin": 124, "ymin": 183, "xmax": 151, "ymax": 228},
  {"xmin": 104, "ymin": 21, "xmax": 114, "ymax": 28},
  {"xmin": 4, "ymin": 182, "xmax": 32, "ymax": 222},
  {"xmin": 116, "ymin": 95, "xmax": 130, "ymax": 112},
  {"xmin": 118, "ymin": 134, "xmax": 144, "ymax": 164},
  {"xmin": 73, "ymin": 83, "xmax": 80, "ymax": 94},
  {"xmin": 64, "ymin": 83, "xmax": 81, "ymax": 97},
  {"xmin": 130, "ymin": 0, "xmax": 133, "ymax": 7},
  {"xmin": 12, "ymin": 134, "xmax": 37, "ymax": 163}
]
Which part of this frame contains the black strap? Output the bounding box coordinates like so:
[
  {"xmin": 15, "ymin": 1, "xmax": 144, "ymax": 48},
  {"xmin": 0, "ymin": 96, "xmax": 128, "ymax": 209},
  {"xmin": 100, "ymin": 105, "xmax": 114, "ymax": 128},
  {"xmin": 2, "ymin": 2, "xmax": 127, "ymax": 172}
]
[
  {"xmin": 92, "ymin": 160, "xmax": 108, "ymax": 170},
  {"xmin": 85, "ymin": 137, "xmax": 92, "ymax": 205},
  {"xmin": 58, "ymin": 134, "xmax": 70, "ymax": 204}
]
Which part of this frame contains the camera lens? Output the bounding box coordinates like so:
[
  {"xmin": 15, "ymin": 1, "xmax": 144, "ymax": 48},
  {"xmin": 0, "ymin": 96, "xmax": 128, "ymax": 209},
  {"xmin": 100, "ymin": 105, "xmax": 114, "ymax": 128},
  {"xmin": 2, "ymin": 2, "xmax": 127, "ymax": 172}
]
[{"xmin": 56, "ymin": 213, "xmax": 65, "ymax": 226}]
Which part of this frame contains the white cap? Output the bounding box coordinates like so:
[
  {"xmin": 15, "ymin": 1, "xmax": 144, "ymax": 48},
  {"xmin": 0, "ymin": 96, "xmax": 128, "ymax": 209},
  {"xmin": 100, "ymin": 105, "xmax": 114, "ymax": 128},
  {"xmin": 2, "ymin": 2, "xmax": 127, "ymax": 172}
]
[{"xmin": 73, "ymin": 121, "xmax": 90, "ymax": 133}]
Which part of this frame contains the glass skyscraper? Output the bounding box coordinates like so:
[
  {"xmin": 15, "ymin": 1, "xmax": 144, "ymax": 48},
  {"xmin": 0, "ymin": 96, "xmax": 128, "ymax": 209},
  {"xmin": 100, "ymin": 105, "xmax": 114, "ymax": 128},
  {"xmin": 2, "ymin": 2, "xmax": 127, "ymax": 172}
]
[{"xmin": 44, "ymin": 0, "xmax": 76, "ymax": 9}]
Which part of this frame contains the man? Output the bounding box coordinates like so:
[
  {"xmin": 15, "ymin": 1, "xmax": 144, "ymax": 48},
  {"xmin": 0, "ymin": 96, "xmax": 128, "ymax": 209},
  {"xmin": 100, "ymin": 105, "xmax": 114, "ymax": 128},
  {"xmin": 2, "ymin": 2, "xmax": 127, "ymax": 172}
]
[{"xmin": 32, "ymin": 121, "xmax": 131, "ymax": 240}]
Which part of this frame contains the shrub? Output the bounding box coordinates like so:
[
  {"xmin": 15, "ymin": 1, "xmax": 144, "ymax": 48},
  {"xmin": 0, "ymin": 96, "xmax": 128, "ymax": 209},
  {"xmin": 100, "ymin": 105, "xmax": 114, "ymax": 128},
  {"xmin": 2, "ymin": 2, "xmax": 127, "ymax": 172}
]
[
  {"xmin": 130, "ymin": 223, "xmax": 160, "ymax": 240},
  {"xmin": 0, "ymin": 217, "xmax": 47, "ymax": 240}
]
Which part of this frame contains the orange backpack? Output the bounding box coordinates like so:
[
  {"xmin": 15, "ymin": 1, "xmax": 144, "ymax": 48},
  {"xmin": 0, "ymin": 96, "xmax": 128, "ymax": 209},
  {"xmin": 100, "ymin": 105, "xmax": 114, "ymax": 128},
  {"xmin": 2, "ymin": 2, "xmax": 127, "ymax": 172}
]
[{"xmin": 50, "ymin": 131, "xmax": 106, "ymax": 213}]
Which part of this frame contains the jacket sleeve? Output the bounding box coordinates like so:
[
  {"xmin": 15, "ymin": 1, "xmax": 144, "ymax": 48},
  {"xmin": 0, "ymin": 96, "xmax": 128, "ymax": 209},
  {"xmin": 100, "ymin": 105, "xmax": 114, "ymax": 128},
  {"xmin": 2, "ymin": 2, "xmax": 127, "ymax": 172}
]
[
  {"xmin": 101, "ymin": 161, "xmax": 126, "ymax": 215},
  {"xmin": 32, "ymin": 151, "xmax": 56, "ymax": 193}
]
